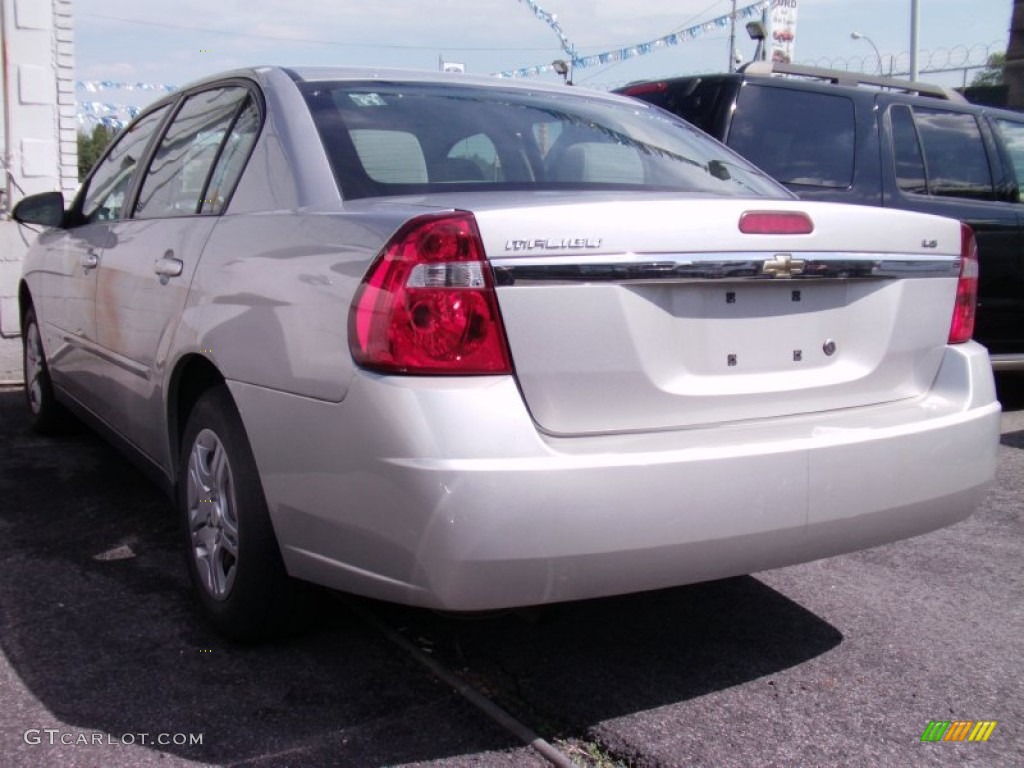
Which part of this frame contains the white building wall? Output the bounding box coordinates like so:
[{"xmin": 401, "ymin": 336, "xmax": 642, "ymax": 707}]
[{"xmin": 0, "ymin": 0, "xmax": 75, "ymax": 337}]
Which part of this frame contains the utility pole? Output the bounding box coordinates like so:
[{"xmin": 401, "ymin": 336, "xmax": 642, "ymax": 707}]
[
  {"xmin": 910, "ymin": 0, "xmax": 920, "ymax": 80},
  {"xmin": 729, "ymin": 0, "xmax": 737, "ymax": 72}
]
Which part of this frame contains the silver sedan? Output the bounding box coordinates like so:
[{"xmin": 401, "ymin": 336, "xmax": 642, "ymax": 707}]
[{"xmin": 14, "ymin": 67, "xmax": 1000, "ymax": 640}]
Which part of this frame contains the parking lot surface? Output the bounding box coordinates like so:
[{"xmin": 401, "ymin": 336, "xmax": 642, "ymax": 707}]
[{"xmin": 0, "ymin": 369, "xmax": 1021, "ymax": 767}]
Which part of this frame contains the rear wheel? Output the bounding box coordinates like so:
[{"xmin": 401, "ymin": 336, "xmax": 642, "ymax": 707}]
[
  {"xmin": 179, "ymin": 384, "xmax": 300, "ymax": 641},
  {"xmin": 22, "ymin": 307, "xmax": 72, "ymax": 434}
]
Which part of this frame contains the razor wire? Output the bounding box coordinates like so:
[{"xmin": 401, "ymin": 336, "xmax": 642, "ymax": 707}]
[{"xmin": 800, "ymin": 40, "xmax": 1004, "ymax": 80}]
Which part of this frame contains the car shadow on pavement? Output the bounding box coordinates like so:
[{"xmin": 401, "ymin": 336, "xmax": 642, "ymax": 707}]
[
  {"xmin": 996, "ymin": 372, "xmax": 1024, "ymax": 413},
  {"xmin": 364, "ymin": 575, "xmax": 842, "ymax": 744},
  {"xmin": 0, "ymin": 388, "xmax": 842, "ymax": 766}
]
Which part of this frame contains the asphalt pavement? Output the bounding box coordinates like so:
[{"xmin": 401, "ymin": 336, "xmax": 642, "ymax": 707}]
[{"xmin": 0, "ymin": 371, "xmax": 1021, "ymax": 767}]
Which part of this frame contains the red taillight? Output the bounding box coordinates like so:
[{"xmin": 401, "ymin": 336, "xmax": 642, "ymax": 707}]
[
  {"xmin": 949, "ymin": 223, "xmax": 979, "ymax": 344},
  {"xmin": 622, "ymin": 82, "xmax": 669, "ymax": 97},
  {"xmin": 739, "ymin": 211, "xmax": 815, "ymax": 235},
  {"xmin": 349, "ymin": 212, "xmax": 512, "ymax": 374}
]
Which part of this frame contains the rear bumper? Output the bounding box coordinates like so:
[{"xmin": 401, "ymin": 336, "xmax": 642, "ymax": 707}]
[
  {"xmin": 990, "ymin": 352, "xmax": 1024, "ymax": 372},
  {"xmin": 229, "ymin": 341, "xmax": 1000, "ymax": 611}
]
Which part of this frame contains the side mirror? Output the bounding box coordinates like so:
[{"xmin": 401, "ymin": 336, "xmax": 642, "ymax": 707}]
[{"xmin": 12, "ymin": 191, "xmax": 66, "ymax": 228}]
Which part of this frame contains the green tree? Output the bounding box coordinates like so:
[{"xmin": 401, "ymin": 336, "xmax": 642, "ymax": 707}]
[
  {"xmin": 972, "ymin": 52, "xmax": 1006, "ymax": 86},
  {"xmin": 77, "ymin": 124, "xmax": 116, "ymax": 181}
]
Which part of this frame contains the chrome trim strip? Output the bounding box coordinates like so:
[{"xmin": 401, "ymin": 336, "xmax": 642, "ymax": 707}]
[{"xmin": 490, "ymin": 253, "xmax": 960, "ymax": 286}]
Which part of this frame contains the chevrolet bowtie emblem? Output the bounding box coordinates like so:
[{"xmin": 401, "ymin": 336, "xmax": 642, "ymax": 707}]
[{"xmin": 762, "ymin": 253, "xmax": 805, "ymax": 278}]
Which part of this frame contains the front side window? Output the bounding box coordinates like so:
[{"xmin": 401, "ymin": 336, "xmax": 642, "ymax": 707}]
[
  {"xmin": 728, "ymin": 85, "xmax": 856, "ymax": 188},
  {"xmin": 81, "ymin": 107, "xmax": 169, "ymax": 222},
  {"xmin": 134, "ymin": 87, "xmax": 251, "ymax": 219},
  {"xmin": 299, "ymin": 82, "xmax": 787, "ymax": 200}
]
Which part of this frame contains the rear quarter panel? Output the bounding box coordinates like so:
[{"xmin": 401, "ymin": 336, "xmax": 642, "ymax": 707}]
[{"xmin": 185, "ymin": 210, "xmax": 401, "ymax": 402}]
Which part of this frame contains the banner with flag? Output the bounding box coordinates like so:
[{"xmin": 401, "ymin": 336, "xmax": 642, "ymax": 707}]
[{"xmin": 496, "ymin": 0, "xmax": 769, "ymax": 78}]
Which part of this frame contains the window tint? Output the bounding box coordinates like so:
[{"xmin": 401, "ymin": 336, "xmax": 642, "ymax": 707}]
[
  {"xmin": 665, "ymin": 80, "xmax": 729, "ymax": 135},
  {"xmin": 890, "ymin": 105, "xmax": 927, "ymax": 194},
  {"xmin": 913, "ymin": 108, "xmax": 993, "ymax": 200},
  {"xmin": 300, "ymin": 82, "xmax": 787, "ymax": 200},
  {"xmin": 350, "ymin": 129, "xmax": 428, "ymax": 183},
  {"xmin": 728, "ymin": 85, "xmax": 855, "ymax": 188},
  {"xmin": 201, "ymin": 99, "xmax": 260, "ymax": 214},
  {"xmin": 81, "ymin": 107, "xmax": 169, "ymax": 222},
  {"xmin": 444, "ymin": 133, "xmax": 499, "ymax": 181},
  {"xmin": 532, "ymin": 122, "xmax": 562, "ymax": 159},
  {"xmin": 135, "ymin": 88, "xmax": 249, "ymax": 219},
  {"xmin": 994, "ymin": 118, "xmax": 1024, "ymax": 201}
]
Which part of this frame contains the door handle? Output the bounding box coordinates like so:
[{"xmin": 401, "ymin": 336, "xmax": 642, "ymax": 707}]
[
  {"xmin": 154, "ymin": 251, "xmax": 184, "ymax": 278},
  {"xmin": 80, "ymin": 251, "xmax": 99, "ymax": 270}
]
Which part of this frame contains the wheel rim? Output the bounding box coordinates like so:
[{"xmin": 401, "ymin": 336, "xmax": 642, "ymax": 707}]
[
  {"xmin": 24, "ymin": 320, "xmax": 44, "ymax": 416},
  {"xmin": 186, "ymin": 428, "xmax": 239, "ymax": 600}
]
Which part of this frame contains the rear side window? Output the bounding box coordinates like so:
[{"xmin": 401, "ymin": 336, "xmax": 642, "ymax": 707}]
[
  {"xmin": 994, "ymin": 118, "xmax": 1024, "ymax": 201},
  {"xmin": 727, "ymin": 85, "xmax": 855, "ymax": 188},
  {"xmin": 134, "ymin": 87, "xmax": 252, "ymax": 218},
  {"xmin": 201, "ymin": 98, "xmax": 260, "ymax": 214},
  {"xmin": 890, "ymin": 105, "xmax": 994, "ymax": 201},
  {"xmin": 891, "ymin": 106, "xmax": 927, "ymax": 194}
]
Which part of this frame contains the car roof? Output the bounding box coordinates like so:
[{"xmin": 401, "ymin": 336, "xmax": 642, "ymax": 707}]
[
  {"xmin": 619, "ymin": 64, "xmax": 976, "ymax": 107},
  {"xmin": 172, "ymin": 65, "xmax": 630, "ymax": 104}
]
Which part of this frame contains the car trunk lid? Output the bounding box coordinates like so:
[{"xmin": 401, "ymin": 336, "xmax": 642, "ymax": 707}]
[{"xmin": 471, "ymin": 196, "xmax": 963, "ymax": 435}]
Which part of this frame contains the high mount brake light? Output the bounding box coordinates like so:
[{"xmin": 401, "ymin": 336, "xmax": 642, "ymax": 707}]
[
  {"xmin": 622, "ymin": 82, "xmax": 669, "ymax": 96},
  {"xmin": 739, "ymin": 211, "xmax": 815, "ymax": 235},
  {"xmin": 949, "ymin": 223, "xmax": 979, "ymax": 344},
  {"xmin": 348, "ymin": 212, "xmax": 513, "ymax": 374}
]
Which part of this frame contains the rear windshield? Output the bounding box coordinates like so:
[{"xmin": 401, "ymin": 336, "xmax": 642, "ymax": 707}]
[
  {"xmin": 299, "ymin": 82, "xmax": 787, "ymax": 200},
  {"xmin": 728, "ymin": 84, "xmax": 856, "ymax": 189}
]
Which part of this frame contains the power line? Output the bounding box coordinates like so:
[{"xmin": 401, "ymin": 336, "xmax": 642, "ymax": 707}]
[
  {"xmin": 78, "ymin": 12, "xmax": 557, "ymax": 52},
  {"xmin": 577, "ymin": 0, "xmax": 729, "ymax": 83}
]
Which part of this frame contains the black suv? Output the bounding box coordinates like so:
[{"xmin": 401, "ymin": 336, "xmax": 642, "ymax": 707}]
[{"xmin": 618, "ymin": 63, "xmax": 1024, "ymax": 370}]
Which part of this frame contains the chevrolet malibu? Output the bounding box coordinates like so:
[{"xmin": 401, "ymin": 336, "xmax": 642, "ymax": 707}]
[{"xmin": 13, "ymin": 67, "xmax": 1000, "ymax": 640}]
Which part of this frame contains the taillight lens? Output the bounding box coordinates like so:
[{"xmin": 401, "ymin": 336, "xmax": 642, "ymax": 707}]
[
  {"xmin": 949, "ymin": 223, "xmax": 979, "ymax": 344},
  {"xmin": 349, "ymin": 212, "xmax": 512, "ymax": 374},
  {"xmin": 739, "ymin": 211, "xmax": 814, "ymax": 235}
]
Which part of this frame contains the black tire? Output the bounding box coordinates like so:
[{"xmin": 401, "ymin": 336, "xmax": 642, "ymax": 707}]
[
  {"xmin": 178, "ymin": 384, "xmax": 302, "ymax": 641},
  {"xmin": 22, "ymin": 307, "xmax": 73, "ymax": 434}
]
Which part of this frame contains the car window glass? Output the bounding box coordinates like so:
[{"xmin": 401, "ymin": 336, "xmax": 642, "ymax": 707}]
[
  {"xmin": 728, "ymin": 85, "xmax": 855, "ymax": 188},
  {"xmin": 81, "ymin": 107, "xmax": 169, "ymax": 222},
  {"xmin": 201, "ymin": 98, "xmax": 260, "ymax": 214},
  {"xmin": 665, "ymin": 80, "xmax": 730, "ymax": 135},
  {"xmin": 444, "ymin": 133, "xmax": 500, "ymax": 181},
  {"xmin": 890, "ymin": 105, "xmax": 927, "ymax": 195},
  {"xmin": 532, "ymin": 122, "xmax": 563, "ymax": 159},
  {"xmin": 994, "ymin": 118, "xmax": 1024, "ymax": 201},
  {"xmin": 912, "ymin": 108, "xmax": 993, "ymax": 200},
  {"xmin": 301, "ymin": 83, "xmax": 787, "ymax": 200},
  {"xmin": 135, "ymin": 87, "xmax": 248, "ymax": 219},
  {"xmin": 349, "ymin": 129, "xmax": 428, "ymax": 183}
]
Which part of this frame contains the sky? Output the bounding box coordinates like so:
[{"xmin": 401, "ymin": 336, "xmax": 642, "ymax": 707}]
[{"xmin": 74, "ymin": 0, "xmax": 1013, "ymax": 121}]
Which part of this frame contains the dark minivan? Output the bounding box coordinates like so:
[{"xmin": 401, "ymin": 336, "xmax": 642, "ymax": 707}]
[{"xmin": 618, "ymin": 62, "xmax": 1024, "ymax": 370}]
